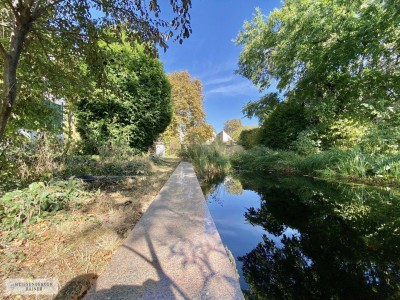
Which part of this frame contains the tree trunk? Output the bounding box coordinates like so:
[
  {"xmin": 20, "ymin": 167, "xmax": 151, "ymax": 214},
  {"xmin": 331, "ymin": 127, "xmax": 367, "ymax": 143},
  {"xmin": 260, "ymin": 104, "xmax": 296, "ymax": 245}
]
[
  {"xmin": 0, "ymin": 57, "xmax": 17, "ymax": 139},
  {"xmin": 0, "ymin": 22, "xmax": 32, "ymax": 140}
]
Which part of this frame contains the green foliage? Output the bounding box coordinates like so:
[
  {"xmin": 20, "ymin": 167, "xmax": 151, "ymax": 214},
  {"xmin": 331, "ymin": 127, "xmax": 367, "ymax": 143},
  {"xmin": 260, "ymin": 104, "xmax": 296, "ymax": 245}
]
[
  {"xmin": 180, "ymin": 144, "xmax": 230, "ymax": 181},
  {"xmin": 327, "ymin": 118, "xmax": 369, "ymax": 149},
  {"xmin": 8, "ymin": 100, "xmax": 65, "ymax": 136},
  {"xmin": 0, "ymin": 0, "xmax": 192, "ymax": 139},
  {"xmin": 258, "ymin": 101, "xmax": 307, "ymax": 149},
  {"xmin": 231, "ymin": 146, "xmax": 302, "ymax": 174},
  {"xmin": 62, "ymin": 155, "xmax": 150, "ymax": 177},
  {"xmin": 0, "ymin": 179, "xmax": 88, "ymax": 240},
  {"xmin": 236, "ymin": 1, "xmax": 399, "ymax": 116},
  {"xmin": 242, "ymin": 93, "xmax": 280, "ymax": 125},
  {"xmin": 238, "ymin": 127, "xmax": 261, "ymax": 149},
  {"xmin": 290, "ymin": 129, "xmax": 321, "ymax": 155},
  {"xmin": 76, "ymin": 37, "xmax": 171, "ymax": 154},
  {"xmin": 359, "ymin": 118, "xmax": 400, "ymax": 156}
]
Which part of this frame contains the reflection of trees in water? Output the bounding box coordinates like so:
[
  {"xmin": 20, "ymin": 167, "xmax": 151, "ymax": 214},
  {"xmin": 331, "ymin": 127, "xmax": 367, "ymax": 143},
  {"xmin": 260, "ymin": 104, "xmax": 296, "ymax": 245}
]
[
  {"xmin": 202, "ymin": 176, "xmax": 244, "ymax": 206},
  {"xmin": 237, "ymin": 173, "xmax": 400, "ymax": 299},
  {"xmin": 224, "ymin": 176, "xmax": 244, "ymax": 195}
]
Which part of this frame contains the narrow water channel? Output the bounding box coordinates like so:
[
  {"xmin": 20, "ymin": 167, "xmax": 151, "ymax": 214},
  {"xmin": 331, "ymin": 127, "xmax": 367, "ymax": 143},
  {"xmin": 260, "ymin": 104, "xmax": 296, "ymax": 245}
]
[{"xmin": 202, "ymin": 173, "xmax": 400, "ymax": 299}]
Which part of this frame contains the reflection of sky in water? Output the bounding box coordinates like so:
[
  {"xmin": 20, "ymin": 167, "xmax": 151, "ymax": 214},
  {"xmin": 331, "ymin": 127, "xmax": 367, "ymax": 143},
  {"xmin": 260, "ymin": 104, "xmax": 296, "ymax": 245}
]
[{"xmin": 206, "ymin": 182, "xmax": 299, "ymax": 289}]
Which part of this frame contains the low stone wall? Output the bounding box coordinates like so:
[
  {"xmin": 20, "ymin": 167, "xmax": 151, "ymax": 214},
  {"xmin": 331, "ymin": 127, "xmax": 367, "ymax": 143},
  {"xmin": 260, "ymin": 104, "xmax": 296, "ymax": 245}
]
[{"xmin": 85, "ymin": 161, "xmax": 244, "ymax": 300}]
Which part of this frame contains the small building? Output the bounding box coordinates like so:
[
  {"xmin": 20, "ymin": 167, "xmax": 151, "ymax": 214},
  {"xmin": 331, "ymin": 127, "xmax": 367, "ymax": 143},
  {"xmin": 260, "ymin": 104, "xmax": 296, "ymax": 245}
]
[
  {"xmin": 215, "ymin": 130, "xmax": 235, "ymax": 144},
  {"xmin": 155, "ymin": 141, "xmax": 166, "ymax": 157}
]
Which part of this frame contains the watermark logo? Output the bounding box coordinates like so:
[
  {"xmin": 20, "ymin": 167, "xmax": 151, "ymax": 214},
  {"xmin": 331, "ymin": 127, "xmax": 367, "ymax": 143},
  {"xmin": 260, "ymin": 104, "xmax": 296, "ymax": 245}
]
[{"xmin": 5, "ymin": 278, "xmax": 59, "ymax": 295}]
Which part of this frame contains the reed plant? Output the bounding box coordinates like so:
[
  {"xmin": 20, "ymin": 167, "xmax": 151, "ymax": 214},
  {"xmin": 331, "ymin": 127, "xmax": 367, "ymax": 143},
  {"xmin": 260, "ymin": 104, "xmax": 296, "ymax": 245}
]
[{"xmin": 180, "ymin": 144, "xmax": 230, "ymax": 181}]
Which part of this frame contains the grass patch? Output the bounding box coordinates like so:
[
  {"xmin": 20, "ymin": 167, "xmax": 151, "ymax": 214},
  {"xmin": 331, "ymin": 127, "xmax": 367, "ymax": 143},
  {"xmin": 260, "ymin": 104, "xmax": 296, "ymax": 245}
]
[{"xmin": 231, "ymin": 146, "xmax": 400, "ymax": 187}]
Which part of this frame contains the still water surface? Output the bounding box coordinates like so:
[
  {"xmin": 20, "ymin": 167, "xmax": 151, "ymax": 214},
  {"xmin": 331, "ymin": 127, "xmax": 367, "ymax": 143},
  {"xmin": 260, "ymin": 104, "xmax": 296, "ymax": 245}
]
[{"xmin": 203, "ymin": 173, "xmax": 400, "ymax": 299}]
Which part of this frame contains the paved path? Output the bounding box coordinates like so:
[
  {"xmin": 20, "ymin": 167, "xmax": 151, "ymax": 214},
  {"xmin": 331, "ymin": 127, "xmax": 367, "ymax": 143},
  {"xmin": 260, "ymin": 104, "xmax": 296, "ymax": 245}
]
[{"xmin": 85, "ymin": 162, "xmax": 244, "ymax": 300}]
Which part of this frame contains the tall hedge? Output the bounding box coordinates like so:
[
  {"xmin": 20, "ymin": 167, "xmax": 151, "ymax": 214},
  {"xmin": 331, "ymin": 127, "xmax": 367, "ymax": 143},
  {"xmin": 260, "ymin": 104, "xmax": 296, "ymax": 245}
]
[{"xmin": 76, "ymin": 37, "xmax": 171, "ymax": 153}]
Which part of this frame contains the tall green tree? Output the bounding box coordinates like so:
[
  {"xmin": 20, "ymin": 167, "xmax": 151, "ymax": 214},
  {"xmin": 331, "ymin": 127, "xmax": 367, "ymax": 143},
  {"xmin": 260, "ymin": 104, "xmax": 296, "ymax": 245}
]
[
  {"xmin": 236, "ymin": 0, "xmax": 400, "ymax": 148},
  {"xmin": 162, "ymin": 71, "xmax": 213, "ymax": 145},
  {"xmin": 76, "ymin": 35, "xmax": 171, "ymax": 153},
  {"xmin": 0, "ymin": 0, "xmax": 192, "ymax": 139}
]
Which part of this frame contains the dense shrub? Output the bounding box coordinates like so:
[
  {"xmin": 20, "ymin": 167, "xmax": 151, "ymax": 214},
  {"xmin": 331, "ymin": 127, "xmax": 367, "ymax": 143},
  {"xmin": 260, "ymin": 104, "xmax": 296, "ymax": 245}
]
[
  {"xmin": 290, "ymin": 129, "xmax": 321, "ymax": 155},
  {"xmin": 238, "ymin": 128, "xmax": 261, "ymax": 149},
  {"xmin": 62, "ymin": 155, "xmax": 150, "ymax": 177},
  {"xmin": 258, "ymin": 101, "xmax": 308, "ymax": 150},
  {"xmin": 76, "ymin": 38, "xmax": 171, "ymax": 154},
  {"xmin": 326, "ymin": 118, "xmax": 369, "ymax": 149},
  {"xmin": 0, "ymin": 133, "xmax": 64, "ymax": 192},
  {"xmin": 0, "ymin": 132, "xmax": 153, "ymax": 196}
]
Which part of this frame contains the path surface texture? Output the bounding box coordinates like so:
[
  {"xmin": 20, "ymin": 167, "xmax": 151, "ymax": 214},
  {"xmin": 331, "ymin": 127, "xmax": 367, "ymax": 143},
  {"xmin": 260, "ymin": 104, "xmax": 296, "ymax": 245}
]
[{"xmin": 85, "ymin": 162, "xmax": 244, "ymax": 300}]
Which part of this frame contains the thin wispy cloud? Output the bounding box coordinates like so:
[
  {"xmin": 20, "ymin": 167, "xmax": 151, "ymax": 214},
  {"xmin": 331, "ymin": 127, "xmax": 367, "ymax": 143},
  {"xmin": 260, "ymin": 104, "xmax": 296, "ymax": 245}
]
[
  {"xmin": 194, "ymin": 59, "xmax": 238, "ymax": 79},
  {"xmin": 205, "ymin": 80, "xmax": 258, "ymax": 97},
  {"xmin": 204, "ymin": 75, "xmax": 235, "ymax": 86}
]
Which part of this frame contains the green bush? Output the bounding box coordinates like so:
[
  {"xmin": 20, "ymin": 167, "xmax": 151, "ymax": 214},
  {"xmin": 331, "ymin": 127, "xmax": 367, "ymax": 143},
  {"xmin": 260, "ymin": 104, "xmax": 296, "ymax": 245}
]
[
  {"xmin": 258, "ymin": 101, "xmax": 308, "ymax": 150},
  {"xmin": 76, "ymin": 37, "xmax": 171, "ymax": 154},
  {"xmin": 238, "ymin": 128, "xmax": 261, "ymax": 149},
  {"xmin": 290, "ymin": 129, "xmax": 321, "ymax": 155},
  {"xmin": 326, "ymin": 118, "xmax": 369, "ymax": 150}
]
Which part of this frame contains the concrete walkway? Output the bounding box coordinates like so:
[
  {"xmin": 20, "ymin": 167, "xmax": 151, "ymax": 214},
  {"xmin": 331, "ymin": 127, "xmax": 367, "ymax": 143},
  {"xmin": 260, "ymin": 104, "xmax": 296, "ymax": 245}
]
[{"xmin": 85, "ymin": 162, "xmax": 244, "ymax": 300}]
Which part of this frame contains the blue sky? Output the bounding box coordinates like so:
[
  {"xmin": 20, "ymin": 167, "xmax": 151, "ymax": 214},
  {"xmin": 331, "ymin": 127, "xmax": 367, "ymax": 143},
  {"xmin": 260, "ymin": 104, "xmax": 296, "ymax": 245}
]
[{"xmin": 159, "ymin": 0, "xmax": 282, "ymax": 132}]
